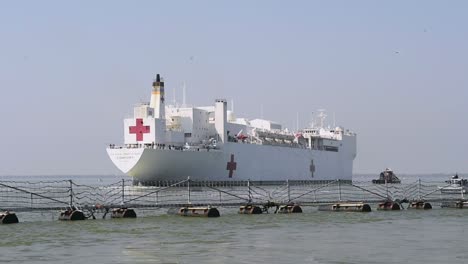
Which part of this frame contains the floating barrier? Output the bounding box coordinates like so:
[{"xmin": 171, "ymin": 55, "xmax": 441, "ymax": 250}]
[
  {"xmin": 277, "ymin": 204, "xmax": 302, "ymax": 214},
  {"xmin": 318, "ymin": 203, "xmax": 371, "ymax": 212},
  {"xmin": 407, "ymin": 201, "xmax": 432, "ymax": 210},
  {"xmin": 377, "ymin": 201, "xmax": 401, "ymax": 211},
  {"xmin": 0, "ymin": 211, "xmax": 19, "ymax": 224},
  {"xmin": 59, "ymin": 209, "xmax": 86, "ymax": 221},
  {"xmin": 441, "ymin": 201, "xmax": 468, "ymax": 209},
  {"xmin": 239, "ymin": 205, "xmax": 263, "ymax": 214},
  {"xmin": 169, "ymin": 207, "xmax": 220, "ymax": 217},
  {"xmin": 111, "ymin": 208, "xmax": 137, "ymax": 218}
]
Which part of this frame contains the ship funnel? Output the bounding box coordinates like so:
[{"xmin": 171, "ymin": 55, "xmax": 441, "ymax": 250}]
[
  {"xmin": 150, "ymin": 74, "xmax": 165, "ymax": 119},
  {"xmin": 152, "ymin": 74, "xmax": 164, "ymax": 87}
]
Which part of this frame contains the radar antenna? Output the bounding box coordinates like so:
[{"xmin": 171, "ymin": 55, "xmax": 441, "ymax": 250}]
[
  {"xmin": 173, "ymin": 86, "xmax": 177, "ymax": 107},
  {"xmin": 309, "ymin": 112, "xmax": 315, "ymax": 128},
  {"xmin": 317, "ymin": 109, "xmax": 327, "ymax": 128},
  {"xmin": 296, "ymin": 112, "xmax": 299, "ymax": 131},
  {"xmin": 182, "ymin": 82, "xmax": 187, "ymax": 107},
  {"xmin": 333, "ymin": 112, "xmax": 336, "ymax": 127}
]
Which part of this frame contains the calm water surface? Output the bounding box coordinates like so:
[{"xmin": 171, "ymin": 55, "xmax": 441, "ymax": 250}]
[{"xmin": 2, "ymin": 207, "xmax": 468, "ymax": 263}]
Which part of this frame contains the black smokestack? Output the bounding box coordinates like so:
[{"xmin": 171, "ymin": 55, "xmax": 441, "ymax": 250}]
[{"xmin": 153, "ymin": 74, "xmax": 164, "ymax": 87}]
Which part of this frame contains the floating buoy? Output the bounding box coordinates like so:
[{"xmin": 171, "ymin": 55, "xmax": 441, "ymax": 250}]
[
  {"xmin": 318, "ymin": 203, "xmax": 371, "ymax": 212},
  {"xmin": 111, "ymin": 208, "xmax": 137, "ymax": 218},
  {"xmin": 171, "ymin": 207, "xmax": 220, "ymax": 217},
  {"xmin": 277, "ymin": 204, "xmax": 302, "ymax": 214},
  {"xmin": 407, "ymin": 201, "xmax": 432, "ymax": 210},
  {"xmin": 441, "ymin": 201, "xmax": 468, "ymax": 209},
  {"xmin": 59, "ymin": 208, "xmax": 85, "ymax": 221},
  {"xmin": 239, "ymin": 205, "xmax": 262, "ymax": 214},
  {"xmin": 377, "ymin": 201, "xmax": 401, "ymax": 211},
  {"xmin": 0, "ymin": 211, "xmax": 19, "ymax": 224}
]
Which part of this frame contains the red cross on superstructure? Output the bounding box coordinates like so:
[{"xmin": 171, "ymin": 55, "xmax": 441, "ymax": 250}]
[
  {"xmin": 129, "ymin": 118, "xmax": 150, "ymax": 141},
  {"xmin": 310, "ymin": 160, "xmax": 315, "ymax": 178},
  {"xmin": 226, "ymin": 154, "xmax": 237, "ymax": 178}
]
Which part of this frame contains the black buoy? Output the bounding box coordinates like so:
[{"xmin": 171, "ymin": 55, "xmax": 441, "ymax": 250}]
[
  {"xmin": 318, "ymin": 203, "xmax": 372, "ymax": 212},
  {"xmin": 111, "ymin": 208, "xmax": 137, "ymax": 218},
  {"xmin": 0, "ymin": 211, "xmax": 19, "ymax": 224},
  {"xmin": 239, "ymin": 205, "xmax": 263, "ymax": 214},
  {"xmin": 277, "ymin": 204, "xmax": 302, "ymax": 214},
  {"xmin": 169, "ymin": 207, "xmax": 220, "ymax": 217},
  {"xmin": 377, "ymin": 201, "xmax": 401, "ymax": 211},
  {"xmin": 441, "ymin": 201, "xmax": 468, "ymax": 209},
  {"xmin": 407, "ymin": 201, "xmax": 432, "ymax": 210},
  {"xmin": 59, "ymin": 208, "xmax": 85, "ymax": 221}
]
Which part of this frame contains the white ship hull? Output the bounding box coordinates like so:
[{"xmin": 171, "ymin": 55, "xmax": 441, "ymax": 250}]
[
  {"xmin": 438, "ymin": 186, "xmax": 467, "ymax": 194},
  {"xmin": 107, "ymin": 142, "xmax": 355, "ymax": 183}
]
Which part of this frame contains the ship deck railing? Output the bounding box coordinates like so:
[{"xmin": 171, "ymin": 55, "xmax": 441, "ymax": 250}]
[
  {"xmin": 108, "ymin": 142, "xmax": 334, "ymax": 151},
  {"xmin": 108, "ymin": 144, "xmax": 223, "ymax": 152}
]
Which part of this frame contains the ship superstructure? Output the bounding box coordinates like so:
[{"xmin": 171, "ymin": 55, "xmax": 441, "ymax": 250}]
[{"xmin": 107, "ymin": 74, "xmax": 357, "ymax": 184}]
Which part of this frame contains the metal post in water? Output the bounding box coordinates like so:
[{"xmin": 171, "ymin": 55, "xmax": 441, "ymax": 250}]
[
  {"xmin": 338, "ymin": 179, "xmax": 342, "ymax": 201},
  {"xmin": 121, "ymin": 178, "xmax": 125, "ymax": 205},
  {"xmin": 31, "ymin": 193, "xmax": 33, "ymax": 209},
  {"xmin": 385, "ymin": 178, "xmax": 389, "ymax": 200},
  {"xmin": 439, "ymin": 184, "xmax": 442, "ymax": 202},
  {"xmin": 462, "ymin": 183, "xmax": 465, "ymax": 200},
  {"xmin": 69, "ymin": 180, "xmax": 73, "ymax": 208},
  {"xmin": 287, "ymin": 179, "xmax": 291, "ymax": 203},
  {"xmin": 248, "ymin": 179, "xmax": 252, "ymax": 203},
  {"xmin": 187, "ymin": 176, "xmax": 191, "ymax": 204},
  {"xmin": 418, "ymin": 178, "xmax": 421, "ymax": 200}
]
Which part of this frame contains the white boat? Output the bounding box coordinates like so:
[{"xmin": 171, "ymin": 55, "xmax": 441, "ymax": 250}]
[
  {"xmin": 107, "ymin": 74, "xmax": 357, "ymax": 184},
  {"xmin": 438, "ymin": 174, "xmax": 468, "ymax": 194}
]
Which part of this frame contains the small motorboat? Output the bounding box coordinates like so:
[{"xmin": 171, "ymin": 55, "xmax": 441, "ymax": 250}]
[
  {"xmin": 372, "ymin": 168, "xmax": 401, "ymax": 184},
  {"xmin": 438, "ymin": 174, "xmax": 468, "ymax": 194}
]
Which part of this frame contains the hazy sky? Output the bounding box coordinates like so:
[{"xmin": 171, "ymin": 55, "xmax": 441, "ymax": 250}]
[{"xmin": 1, "ymin": 1, "xmax": 467, "ymax": 176}]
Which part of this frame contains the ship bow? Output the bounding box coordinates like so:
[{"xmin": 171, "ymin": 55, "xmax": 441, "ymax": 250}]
[{"xmin": 106, "ymin": 148, "xmax": 145, "ymax": 174}]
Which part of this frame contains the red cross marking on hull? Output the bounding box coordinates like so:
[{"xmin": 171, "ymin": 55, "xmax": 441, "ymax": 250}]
[
  {"xmin": 310, "ymin": 160, "xmax": 315, "ymax": 178},
  {"xmin": 129, "ymin": 118, "xmax": 150, "ymax": 141},
  {"xmin": 226, "ymin": 154, "xmax": 237, "ymax": 178}
]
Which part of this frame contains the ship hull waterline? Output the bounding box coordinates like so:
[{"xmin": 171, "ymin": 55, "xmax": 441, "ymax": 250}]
[{"xmin": 107, "ymin": 142, "xmax": 354, "ymax": 183}]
